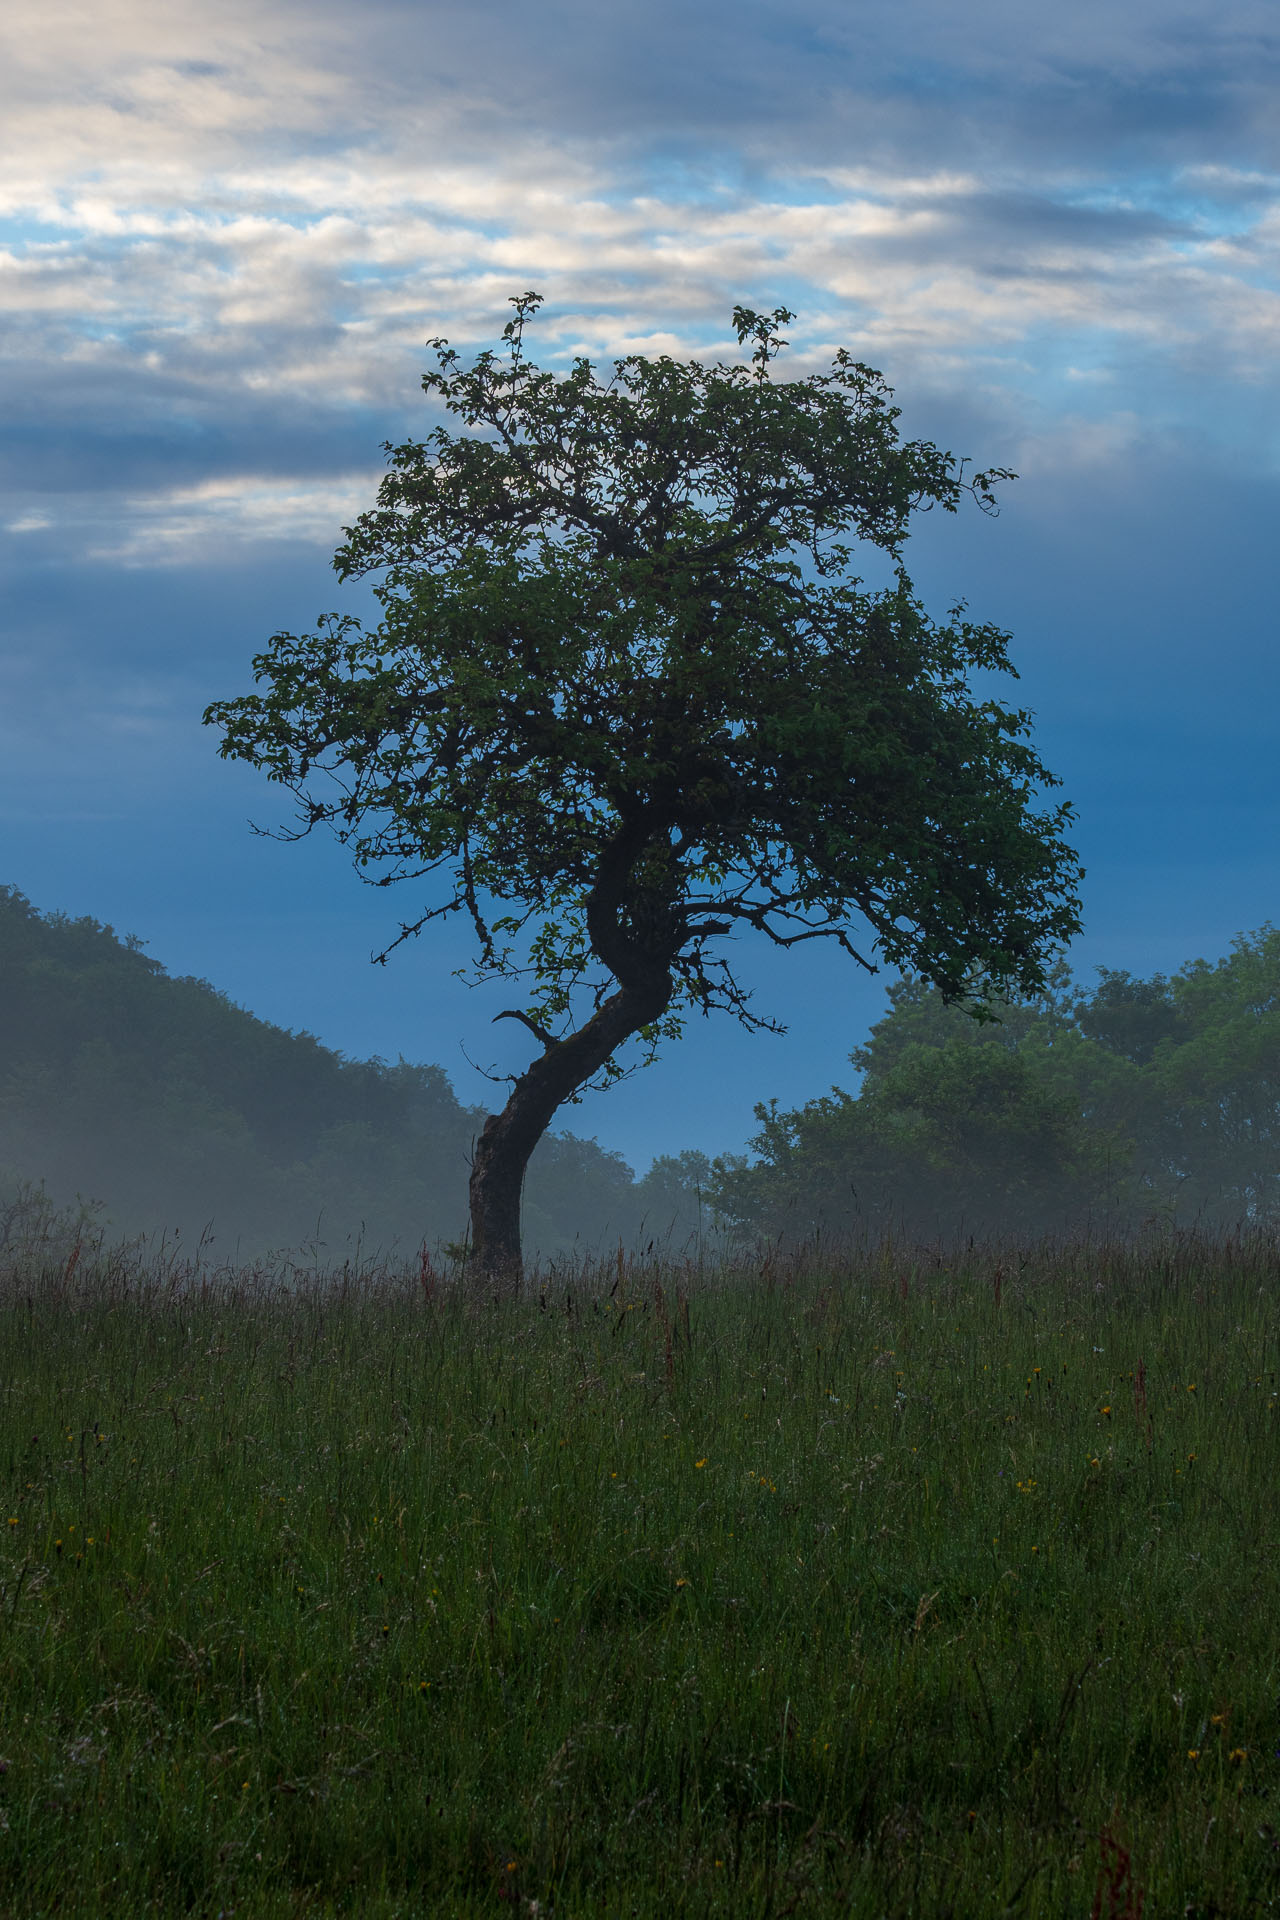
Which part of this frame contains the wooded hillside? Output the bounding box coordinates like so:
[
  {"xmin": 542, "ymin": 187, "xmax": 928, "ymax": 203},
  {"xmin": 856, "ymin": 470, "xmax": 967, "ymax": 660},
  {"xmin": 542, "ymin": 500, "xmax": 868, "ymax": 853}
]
[{"xmin": 0, "ymin": 887, "xmax": 708, "ymax": 1260}]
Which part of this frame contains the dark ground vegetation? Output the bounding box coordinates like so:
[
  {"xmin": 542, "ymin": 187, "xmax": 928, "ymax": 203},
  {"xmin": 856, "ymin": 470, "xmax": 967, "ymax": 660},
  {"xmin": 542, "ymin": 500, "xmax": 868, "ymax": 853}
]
[{"xmin": 2, "ymin": 1221, "xmax": 1278, "ymax": 1916}]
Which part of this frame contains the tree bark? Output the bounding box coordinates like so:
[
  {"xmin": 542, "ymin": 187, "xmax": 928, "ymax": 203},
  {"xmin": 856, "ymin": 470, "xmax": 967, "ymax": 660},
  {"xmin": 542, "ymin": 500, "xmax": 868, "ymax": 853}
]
[{"xmin": 468, "ymin": 967, "xmax": 672, "ymax": 1294}]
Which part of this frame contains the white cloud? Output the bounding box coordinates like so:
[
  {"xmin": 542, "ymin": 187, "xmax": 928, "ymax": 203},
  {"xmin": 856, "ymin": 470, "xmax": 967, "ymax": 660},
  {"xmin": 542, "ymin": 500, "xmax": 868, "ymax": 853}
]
[
  {"xmin": 0, "ymin": 0, "xmax": 1278, "ymax": 568},
  {"xmin": 0, "ymin": 472, "xmax": 384, "ymax": 571},
  {"xmin": 111, "ymin": 473, "xmax": 385, "ymax": 556}
]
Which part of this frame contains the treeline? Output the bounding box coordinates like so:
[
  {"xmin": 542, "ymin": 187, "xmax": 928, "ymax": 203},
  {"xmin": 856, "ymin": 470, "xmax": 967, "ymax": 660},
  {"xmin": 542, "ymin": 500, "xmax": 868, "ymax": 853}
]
[
  {"xmin": 711, "ymin": 928, "xmax": 1280, "ymax": 1241},
  {"xmin": 0, "ymin": 887, "xmax": 709, "ymax": 1260},
  {"xmin": 5, "ymin": 885, "xmax": 1275, "ymax": 1260}
]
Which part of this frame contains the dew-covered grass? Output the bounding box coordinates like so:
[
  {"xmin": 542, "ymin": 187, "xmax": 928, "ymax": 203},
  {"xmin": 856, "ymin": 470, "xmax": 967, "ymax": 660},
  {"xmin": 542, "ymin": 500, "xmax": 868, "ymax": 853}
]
[{"xmin": 2, "ymin": 1233, "xmax": 1279, "ymax": 1916}]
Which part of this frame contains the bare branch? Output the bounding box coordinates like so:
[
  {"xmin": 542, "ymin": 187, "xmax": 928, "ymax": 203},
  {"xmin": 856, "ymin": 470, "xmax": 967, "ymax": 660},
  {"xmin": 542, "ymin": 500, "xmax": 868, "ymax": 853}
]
[
  {"xmin": 371, "ymin": 894, "xmax": 465, "ymax": 966},
  {"xmin": 493, "ymin": 1008, "xmax": 555, "ymax": 1050},
  {"xmin": 457, "ymin": 1037, "xmax": 518, "ymax": 1087}
]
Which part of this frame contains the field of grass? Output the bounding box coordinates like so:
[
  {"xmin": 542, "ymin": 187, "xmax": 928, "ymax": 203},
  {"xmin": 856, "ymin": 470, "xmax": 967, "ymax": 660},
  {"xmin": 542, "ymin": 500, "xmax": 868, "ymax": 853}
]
[{"xmin": 2, "ymin": 1232, "xmax": 1279, "ymax": 1917}]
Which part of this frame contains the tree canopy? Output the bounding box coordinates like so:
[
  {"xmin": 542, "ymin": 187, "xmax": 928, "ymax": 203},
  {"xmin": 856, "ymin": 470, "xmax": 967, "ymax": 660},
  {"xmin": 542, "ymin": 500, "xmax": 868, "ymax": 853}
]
[{"xmin": 206, "ymin": 294, "xmax": 1082, "ymax": 1285}]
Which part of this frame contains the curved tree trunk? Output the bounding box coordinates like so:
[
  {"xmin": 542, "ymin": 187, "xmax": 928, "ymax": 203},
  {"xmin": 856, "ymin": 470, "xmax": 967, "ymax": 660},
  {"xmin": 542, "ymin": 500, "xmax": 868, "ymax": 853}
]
[{"xmin": 468, "ymin": 970, "xmax": 672, "ymax": 1294}]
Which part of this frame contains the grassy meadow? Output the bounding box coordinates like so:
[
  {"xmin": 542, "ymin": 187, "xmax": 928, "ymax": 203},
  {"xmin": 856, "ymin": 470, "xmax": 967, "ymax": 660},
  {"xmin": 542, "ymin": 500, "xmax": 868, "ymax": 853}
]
[{"xmin": 1, "ymin": 1233, "xmax": 1279, "ymax": 1917}]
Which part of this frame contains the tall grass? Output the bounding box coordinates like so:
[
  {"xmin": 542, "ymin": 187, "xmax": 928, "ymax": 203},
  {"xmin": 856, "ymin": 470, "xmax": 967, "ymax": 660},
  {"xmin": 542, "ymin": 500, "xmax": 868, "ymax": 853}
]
[{"xmin": 2, "ymin": 1231, "xmax": 1278, "ymax": 1916}]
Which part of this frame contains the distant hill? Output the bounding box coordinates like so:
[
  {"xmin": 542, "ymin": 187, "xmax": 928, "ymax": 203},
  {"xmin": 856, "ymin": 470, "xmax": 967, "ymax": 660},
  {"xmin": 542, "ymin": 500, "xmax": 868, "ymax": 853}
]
[{"xmin": 0, "ymin": 887, "xmax": 709, "ymax": 1261}]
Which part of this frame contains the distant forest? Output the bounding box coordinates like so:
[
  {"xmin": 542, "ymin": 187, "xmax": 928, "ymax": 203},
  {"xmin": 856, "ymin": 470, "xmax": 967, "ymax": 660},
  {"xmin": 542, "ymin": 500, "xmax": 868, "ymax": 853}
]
[
  {"xmin": 0, "ymin": 887, "xmax": 710, "ymax": 1262},
  {"xmin": 714, "ymin": 930, "xmax": 1280, "ymax": 1242},
  {"xmin": 2, "ymin": 886, "xmax": 1276, "ymax": 1262}
]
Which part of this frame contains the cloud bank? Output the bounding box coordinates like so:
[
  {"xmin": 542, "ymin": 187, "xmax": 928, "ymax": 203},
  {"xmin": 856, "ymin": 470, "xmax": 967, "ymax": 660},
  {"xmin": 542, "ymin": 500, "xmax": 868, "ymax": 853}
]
[{"xmin": 3, "ymin": 0, "xmax": 1278, "ymax": 565}]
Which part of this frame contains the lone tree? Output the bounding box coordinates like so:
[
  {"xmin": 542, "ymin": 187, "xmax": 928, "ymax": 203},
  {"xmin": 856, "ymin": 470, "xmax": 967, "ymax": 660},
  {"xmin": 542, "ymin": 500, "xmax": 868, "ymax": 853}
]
[{"xmin": 205, "ymin": 294, "xmax": 1082, "ymax": 1289}]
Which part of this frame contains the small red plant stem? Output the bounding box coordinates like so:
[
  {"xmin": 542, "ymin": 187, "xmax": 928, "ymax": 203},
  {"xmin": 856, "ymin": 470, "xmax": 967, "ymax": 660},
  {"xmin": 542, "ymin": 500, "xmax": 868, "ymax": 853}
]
[{"xmin": 1091, "ymin": 1827, "xmax": 1146, "ymax": 1920}]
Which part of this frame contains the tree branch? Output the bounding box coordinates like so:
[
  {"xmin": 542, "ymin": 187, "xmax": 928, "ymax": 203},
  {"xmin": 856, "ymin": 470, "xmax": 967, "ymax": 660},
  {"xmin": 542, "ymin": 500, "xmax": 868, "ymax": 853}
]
[{"xmin": 493, "ymin": 1007, "xmax": 555, "ymax": 1050}]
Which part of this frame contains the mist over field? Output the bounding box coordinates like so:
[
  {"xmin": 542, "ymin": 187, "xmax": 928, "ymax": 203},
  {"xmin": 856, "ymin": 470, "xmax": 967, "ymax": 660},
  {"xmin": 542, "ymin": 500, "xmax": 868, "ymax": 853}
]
[
  {"xmin": 4, "ymin": 884, "xmax": 1278, "ymax": 1267},
  {"xmin": 0, "ymin": 887, "xmax": 717, "ymax": 1263}
]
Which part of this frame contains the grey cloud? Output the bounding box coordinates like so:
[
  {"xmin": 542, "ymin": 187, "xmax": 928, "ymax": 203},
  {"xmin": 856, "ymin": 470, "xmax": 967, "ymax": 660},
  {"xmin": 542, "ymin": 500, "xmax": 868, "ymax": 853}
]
[
  {"xmin": 278, "ymin": 0, "xmax": 1280, "ymax": 174},
  {"xmin": 953, "ymin": 192, "xmax": 1195, "ymax": 250},
  {"xmin": 11, "ymin": 0, "xmax": 1280, "ymax": 186},
  {"xmin": 0, "ymin": 341, "xmax": 396, "ymax": 495}
]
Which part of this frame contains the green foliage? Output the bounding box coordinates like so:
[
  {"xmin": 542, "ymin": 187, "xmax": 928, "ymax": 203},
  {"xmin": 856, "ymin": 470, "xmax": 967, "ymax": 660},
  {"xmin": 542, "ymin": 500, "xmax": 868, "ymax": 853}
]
[
  {"xmin": 0, "ymin": 887, "xmax": 705, "ymax": 1258},
  {"xmin": 713, "ymin": 927, "xmax": 1280, "ymax": 1241},
  {"xmin": 206, "ymin": 294, "xmax": 1081, "ymax": 1081},
  {"xmin": 2, "ymin": 1238, "xmax": 1279, "ymax": 1916},
  {"xmin": 1144, "ymin": 931, "xmax": 1280, "ymax": 1221}
]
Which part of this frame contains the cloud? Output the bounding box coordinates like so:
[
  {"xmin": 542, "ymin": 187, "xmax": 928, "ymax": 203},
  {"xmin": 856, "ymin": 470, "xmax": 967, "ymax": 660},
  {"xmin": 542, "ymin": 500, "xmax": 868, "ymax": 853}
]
[
  {"xmin": 6, "ymin": 4, "xmax": 1279, "ymax": 254},
  {"xmin": 2, "ymin": 8, "xmax": 1278, "ymax": 797},
  {"xmin": 93, "ymin": 472, "xmax": 385, "ymax": 562}
]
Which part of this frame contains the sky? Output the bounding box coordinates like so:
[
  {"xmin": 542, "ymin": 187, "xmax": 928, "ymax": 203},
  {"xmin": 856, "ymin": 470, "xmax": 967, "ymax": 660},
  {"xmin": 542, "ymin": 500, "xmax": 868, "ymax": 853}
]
[{"xmin": 2, "ymin": 0, "xmax": 1279, "ymax": 1175}]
